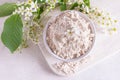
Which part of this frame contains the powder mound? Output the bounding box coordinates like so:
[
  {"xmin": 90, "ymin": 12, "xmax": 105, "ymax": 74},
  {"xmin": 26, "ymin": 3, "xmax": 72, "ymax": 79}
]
[{"xmin": 46, "ymin": 10, "xmax": 95, "ymax": 60}]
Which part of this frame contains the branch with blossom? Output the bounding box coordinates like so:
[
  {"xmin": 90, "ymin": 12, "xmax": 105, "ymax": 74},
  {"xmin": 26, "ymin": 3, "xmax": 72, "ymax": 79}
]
[{"xmin": 0, "ymin": 0, "xmax": 119, "ymax": 53}]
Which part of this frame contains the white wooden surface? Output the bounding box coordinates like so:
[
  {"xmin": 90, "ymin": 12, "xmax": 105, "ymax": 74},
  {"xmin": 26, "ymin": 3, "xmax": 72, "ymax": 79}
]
[{"xmin": 0, "ymin": 0, "xmax": 120, "ymax": 80}]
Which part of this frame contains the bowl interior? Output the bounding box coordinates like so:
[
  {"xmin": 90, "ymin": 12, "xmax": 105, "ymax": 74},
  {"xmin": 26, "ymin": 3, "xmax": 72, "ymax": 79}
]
[{"xmin": 43, "ymin": 10, "xmax": 96, "ymax": 62}]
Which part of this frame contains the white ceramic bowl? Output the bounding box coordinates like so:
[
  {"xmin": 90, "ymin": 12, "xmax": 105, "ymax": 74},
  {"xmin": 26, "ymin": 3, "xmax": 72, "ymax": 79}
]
[{"xmin": 43, "ymin": 10, "xmax": 96, "ymax": 62}]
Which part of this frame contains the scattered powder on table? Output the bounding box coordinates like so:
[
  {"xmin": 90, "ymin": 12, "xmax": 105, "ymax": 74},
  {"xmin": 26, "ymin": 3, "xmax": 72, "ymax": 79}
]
[
  {"xmin": 52, "ymin": 55, "xmax": 91, "ymax": 75},
  {"xmin": 46, "ymin": 10, "xmax": 95, "ymax": 59}
]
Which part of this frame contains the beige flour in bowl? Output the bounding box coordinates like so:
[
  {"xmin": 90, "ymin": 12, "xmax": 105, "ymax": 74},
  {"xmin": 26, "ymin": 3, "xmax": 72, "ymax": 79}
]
[{"xmin": 44, "ymin": 10, "xmax": 95, "ymax": 60}]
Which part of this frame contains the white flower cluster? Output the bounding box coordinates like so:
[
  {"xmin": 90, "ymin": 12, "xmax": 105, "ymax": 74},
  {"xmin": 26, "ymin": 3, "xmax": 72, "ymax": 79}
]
[
  {"xmin": 13, "ymin": 0, "xmax": 38, "ymax": 21},
  {"xmin": 13, "ymin": 0, "xmax": 41, "ymax": 46},
  {"xmin": 88, "ymin": 8, "xmax": 118, "ymax": 34}
]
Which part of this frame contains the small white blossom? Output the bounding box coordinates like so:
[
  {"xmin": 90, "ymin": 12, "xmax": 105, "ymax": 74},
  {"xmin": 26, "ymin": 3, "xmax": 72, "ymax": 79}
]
[
  {"xmin": 24, "ymin": 15, "xmax": 30, "ymax": 21},
  {"xmin": 30, "ymin": 1, "xmax": 38, "ymax": 12},
  {"xmin": 13, "ymin": 10, "xmax": 19, "ymax": 14},
  {"xmin": 25, "ymin": 7, "xmax": 33, "ymax": 17},
  {"xmin": 85, "ymin": 6, "xmax": 89, "ymax": 13},
  {"xmin": 18, "ymin": 6, "xmax": 25, "ymax": 15},
  {"xmin": 27, "ymin": 0, "xmax": 33, "ymax": 4},
  {"xmin": 24, "ymin": 7, "xmax": 33, "ymax": 21},
  {"xmin": 72, "ymin": 27, "xmax": 81, "ymax": 35}
]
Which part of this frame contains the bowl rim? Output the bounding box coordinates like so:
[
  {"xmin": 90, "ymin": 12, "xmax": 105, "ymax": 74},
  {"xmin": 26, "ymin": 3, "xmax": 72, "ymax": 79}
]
[{"xmin": 43, "ymin": 10, "xmax": 96, "ymax": 62}]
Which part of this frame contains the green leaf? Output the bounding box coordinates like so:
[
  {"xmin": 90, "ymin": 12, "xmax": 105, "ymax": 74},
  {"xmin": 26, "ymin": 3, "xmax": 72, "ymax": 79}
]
[
  {"xmin": 63, "ymin": 0, "xmax": 68, "ymax": 3},
  {"xmin": 70, "ymin": 2, "xmax": 78, "ymax": 10},
  {"xmin": 60, "ymin": 3, "xmax": 67, "ymax": 11},
  {"xmin": 36, "ymin": 0, "xmax": 46, "ymax": 3},
  {"xmin": 58, "ymin": 0, "xmax": 68, "ymax": 3},
  {"xmin": 37, "ymin": 6, "xmax": 44, "ymax": 19},
  {"xmin": 58, "ymin": 0, "xmax": 63, "ymax": 2},
  {"xmin": 83, "ymin": 0, "xmax": 90, "ymax": 7},
  {"xmin": 1, "ymin": 14, "xmax": 23, "ymax": 53},
  {"xmin": 0, "ymin": 3, "xmax": 17, "ymax": 17}
]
